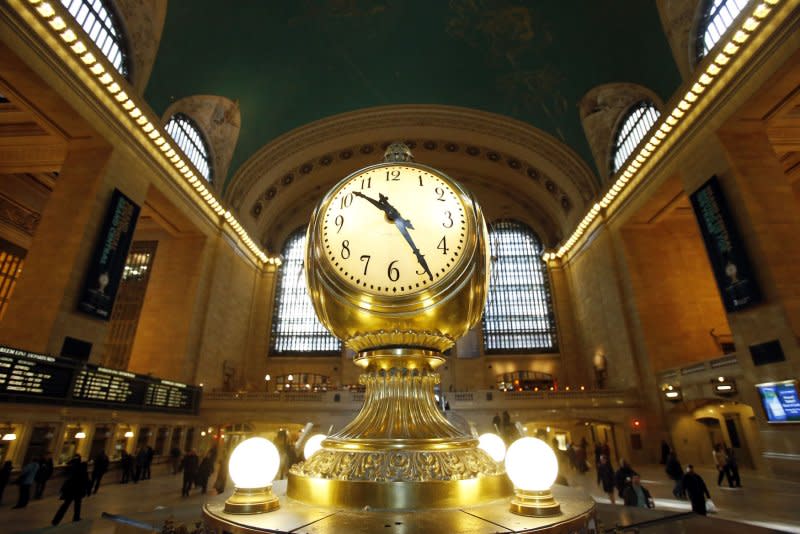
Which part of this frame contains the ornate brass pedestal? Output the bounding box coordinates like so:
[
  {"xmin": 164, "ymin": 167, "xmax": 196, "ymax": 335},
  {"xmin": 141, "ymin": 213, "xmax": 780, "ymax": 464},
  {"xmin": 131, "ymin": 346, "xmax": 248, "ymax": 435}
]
[{"xmin": 287, "ymin": 348, "xmax": 512, "ymax": 509}]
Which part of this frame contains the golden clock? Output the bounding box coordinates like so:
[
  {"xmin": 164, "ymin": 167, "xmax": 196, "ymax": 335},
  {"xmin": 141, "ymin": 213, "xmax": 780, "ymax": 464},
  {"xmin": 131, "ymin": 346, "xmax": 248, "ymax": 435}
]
[{"xmin": 305, "ymin": 145, "xmax": 490, "ymax": 353}]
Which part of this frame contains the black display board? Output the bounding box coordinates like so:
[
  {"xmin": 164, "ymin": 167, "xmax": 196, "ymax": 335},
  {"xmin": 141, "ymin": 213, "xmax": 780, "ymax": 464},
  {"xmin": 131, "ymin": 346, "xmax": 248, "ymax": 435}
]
[
  {"xmin": 78, "ymin": 189, "xmax": 140, "ymax": 319},
  {"xmin": 0, "ymin": 345, "xmax": 200, "ymax": 414},
  {"xmin": 689, "ymin": 176, "xmax": 761, "ymax": 312}
]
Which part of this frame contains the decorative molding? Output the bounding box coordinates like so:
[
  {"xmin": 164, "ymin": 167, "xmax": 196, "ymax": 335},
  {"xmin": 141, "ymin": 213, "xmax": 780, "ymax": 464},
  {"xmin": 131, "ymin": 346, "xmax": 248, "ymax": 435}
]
[
  {"xmin": 226, "ymin": 105, "xmax": 599, "ymax": 211},
  {"xmin": 0, "ymin": 193, "xmax": 40, "ymax": 235}
]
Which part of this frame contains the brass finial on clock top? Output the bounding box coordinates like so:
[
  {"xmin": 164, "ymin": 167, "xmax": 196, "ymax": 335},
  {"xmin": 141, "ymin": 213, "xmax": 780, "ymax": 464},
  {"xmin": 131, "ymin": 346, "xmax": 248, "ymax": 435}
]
[{"xmin": 288, "ymin": 143, "xmax": 512, "ymax": 509}]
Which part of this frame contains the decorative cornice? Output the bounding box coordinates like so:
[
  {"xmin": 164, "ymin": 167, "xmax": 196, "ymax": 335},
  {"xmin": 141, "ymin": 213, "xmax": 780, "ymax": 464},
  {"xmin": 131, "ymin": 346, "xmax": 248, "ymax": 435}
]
[{"xmin": 226, "ymin": 105, "xmax": 599, "ymax": 210}]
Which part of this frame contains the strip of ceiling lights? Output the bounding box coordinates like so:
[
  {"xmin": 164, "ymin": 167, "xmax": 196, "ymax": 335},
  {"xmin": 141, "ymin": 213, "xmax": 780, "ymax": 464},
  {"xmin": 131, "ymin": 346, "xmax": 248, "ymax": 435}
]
[{"xmin": 13, "ymin": 0, "xmax": 787, "ymax": 267}]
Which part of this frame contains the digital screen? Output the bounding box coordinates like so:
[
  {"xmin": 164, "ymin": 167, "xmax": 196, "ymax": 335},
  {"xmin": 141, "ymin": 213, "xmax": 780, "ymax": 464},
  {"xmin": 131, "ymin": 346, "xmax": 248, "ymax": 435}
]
[
  {"xmin": 0, "ymin": 346, "xmax": 74, "ymax": 399},
  {"xmin": 0, "ymin": 344, "xmax": 200, "ymax": 414},
  {"xmin": 756, "ymin": 380, "xmax": 800, "ymax": 423}
]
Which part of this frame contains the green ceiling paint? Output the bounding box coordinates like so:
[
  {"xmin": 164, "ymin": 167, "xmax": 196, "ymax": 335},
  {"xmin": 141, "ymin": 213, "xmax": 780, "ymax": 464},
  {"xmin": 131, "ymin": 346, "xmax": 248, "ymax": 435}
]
[{"xmin": 145, "ymin": 1, "xmax": 680, "ymax": 189}]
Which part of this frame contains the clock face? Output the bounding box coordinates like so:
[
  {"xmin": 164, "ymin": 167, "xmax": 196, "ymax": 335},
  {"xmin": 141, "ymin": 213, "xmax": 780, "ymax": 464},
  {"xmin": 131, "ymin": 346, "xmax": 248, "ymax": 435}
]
[{"xmin": 321, "ymin": 165, "xmax": 468, "ymax": 296}]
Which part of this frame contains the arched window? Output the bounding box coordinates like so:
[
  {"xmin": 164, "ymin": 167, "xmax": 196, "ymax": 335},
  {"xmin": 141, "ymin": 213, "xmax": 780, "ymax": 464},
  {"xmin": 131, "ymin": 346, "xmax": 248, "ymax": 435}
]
[
  {"xmin": 165, "ymin": 113, "xmax": 213, "ymax": 182},
  {"xmin": 482, "ymin": 221, "xmax": 557, "ymax": 353},
  {"xmin": 270, "ymin": 229, "xmax": 341, "ymax": 355},
  {"xmin": 60, "ymin": 0, "xmax": 128, "ymax": 77},
  {"xmin": 610, "ymin": 101, "xmax": 660, "ymax": 174},
  {"xmin": 696, "ymin": 0, "xmax": 750, "ymax": 61}
]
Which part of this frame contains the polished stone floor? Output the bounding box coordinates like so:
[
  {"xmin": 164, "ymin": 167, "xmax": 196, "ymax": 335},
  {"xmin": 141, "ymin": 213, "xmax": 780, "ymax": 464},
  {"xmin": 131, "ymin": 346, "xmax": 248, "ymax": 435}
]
[{"xmin": 0, "ymin": 462, "xmax": 796, "ymax": 533}]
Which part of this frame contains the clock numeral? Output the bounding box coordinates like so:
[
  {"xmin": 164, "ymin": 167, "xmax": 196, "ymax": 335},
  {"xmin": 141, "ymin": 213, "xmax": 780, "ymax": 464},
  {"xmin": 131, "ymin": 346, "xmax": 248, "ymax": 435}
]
[
  {"xmin": 340, "ymin": 193, "xmax": 354, "ymax": 209},
  {"xmin": 341, "ymin": 240, "xmax": 351, "ymax": 259},
  {"xmin": 361, "ymin": 177, "xmax": 371, "ymax": 189},
  {"xmin": 335, "ymin": 214, "xmax": 344, "ymax": 233},
  {"xmin": 434, "ymin": 187, "xmax": 446, "ymax": 201},
  {"xmin": 387, "ymin": 260, "xmax": 400, "ymax": 282},
  {"xmin": 386, "ymin": 169, "xmax": 400, "ymax": 181},
  {"xmin": 437, "ymin": 236, "xmax": 449, "ymax": 255},
  {"xmin": 418, "ymin": 175, "xmax": 424, "ymax": 187},
  {"xmin": 360, "ymin": 255, "xmax": 371, "ymax": 275},
  {"xmin": 443, "ymin": 211, "xmax": 453, "ymax": 228}
]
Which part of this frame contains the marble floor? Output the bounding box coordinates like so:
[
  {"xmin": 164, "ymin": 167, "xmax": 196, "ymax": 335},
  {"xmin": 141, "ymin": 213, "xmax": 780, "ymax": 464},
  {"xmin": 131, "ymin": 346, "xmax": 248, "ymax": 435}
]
[{"xmin": 0, "ymin": 461, "xmax": 797, "ymax": 533}]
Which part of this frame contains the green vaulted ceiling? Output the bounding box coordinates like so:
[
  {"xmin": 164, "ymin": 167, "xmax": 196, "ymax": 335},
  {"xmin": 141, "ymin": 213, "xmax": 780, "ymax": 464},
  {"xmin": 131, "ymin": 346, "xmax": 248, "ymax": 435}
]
[{"xmin": 145, "ymin": 1, "xmax": 681, "ymax": 188}]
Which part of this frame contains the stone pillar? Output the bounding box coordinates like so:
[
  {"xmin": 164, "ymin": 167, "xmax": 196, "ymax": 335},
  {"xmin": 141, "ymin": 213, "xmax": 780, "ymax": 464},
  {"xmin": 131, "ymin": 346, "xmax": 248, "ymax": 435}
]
[
  {"xmin": 0, "ymin": 142, "xmax": 111, "ymax": 354},
  {"xmin": 548, "ymin": 260, "xmax": 589, "ymax": 388}
]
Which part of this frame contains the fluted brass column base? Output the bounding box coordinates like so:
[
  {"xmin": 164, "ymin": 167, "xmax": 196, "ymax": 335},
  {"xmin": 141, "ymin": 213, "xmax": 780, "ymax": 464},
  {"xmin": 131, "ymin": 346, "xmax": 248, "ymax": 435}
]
[{"xmin": 288, "ymin": 470, "xmax": 512, "ymax": 510}]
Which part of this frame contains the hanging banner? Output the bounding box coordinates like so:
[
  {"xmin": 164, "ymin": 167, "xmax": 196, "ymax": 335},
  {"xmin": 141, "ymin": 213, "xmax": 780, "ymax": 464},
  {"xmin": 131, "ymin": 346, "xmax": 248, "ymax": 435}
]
[
  {"xmin": 77, "ymin": 189, "xmax": 140, "ymax": 319},
  {"xmin": 689, "ymin": 176, "xmax": 761, "ymax": 312}
]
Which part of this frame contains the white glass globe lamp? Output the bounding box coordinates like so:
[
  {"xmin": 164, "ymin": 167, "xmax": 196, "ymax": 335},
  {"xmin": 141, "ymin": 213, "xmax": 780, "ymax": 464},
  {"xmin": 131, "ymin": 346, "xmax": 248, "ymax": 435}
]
[
  {"xmin": 478, "ymin": 433, "xmax": 506, "ymax": 462},
  {"xmin": 303, "ymin": 434, "xmax": 326, "ymax": 460},
  {"xmin": 504, "ymin": 437, "xmax": 561, "ymax": 516},
  {"xmin": 225, "ymin": 437, "xmax": 281, "ymax": 514}
]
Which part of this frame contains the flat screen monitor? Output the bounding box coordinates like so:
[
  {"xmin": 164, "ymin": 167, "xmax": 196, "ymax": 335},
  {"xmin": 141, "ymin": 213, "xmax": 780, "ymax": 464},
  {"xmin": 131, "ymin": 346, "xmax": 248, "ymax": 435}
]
[{"xmin": 755, "ymin": 380, "xmax": 800, "ymax": 423}]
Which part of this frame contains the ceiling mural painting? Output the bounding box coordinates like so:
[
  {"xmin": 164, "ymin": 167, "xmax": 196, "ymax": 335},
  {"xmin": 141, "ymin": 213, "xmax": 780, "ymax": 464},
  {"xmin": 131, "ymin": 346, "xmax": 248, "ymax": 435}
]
[{"xmin": 145, "ymin": 1, "xmax": 680, "ymax": 188}]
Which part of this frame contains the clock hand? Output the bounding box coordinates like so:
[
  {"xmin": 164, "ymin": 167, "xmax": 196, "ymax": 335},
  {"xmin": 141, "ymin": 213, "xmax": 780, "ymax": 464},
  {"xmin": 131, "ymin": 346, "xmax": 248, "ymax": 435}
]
[
  {"xmin": 352, "ymin": 191, "xmax": 433, "ymax": 281},
  {"xmin": 394, "ymin": 220, "xmax": 434, "ymax": 281}
]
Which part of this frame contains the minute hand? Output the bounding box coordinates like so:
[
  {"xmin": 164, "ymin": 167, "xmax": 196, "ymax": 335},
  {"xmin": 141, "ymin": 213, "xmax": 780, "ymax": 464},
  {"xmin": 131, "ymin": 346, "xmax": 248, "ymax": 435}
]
[{"xmin": 352, "ymin": 191, "xmax": 434, "ymax": 281}]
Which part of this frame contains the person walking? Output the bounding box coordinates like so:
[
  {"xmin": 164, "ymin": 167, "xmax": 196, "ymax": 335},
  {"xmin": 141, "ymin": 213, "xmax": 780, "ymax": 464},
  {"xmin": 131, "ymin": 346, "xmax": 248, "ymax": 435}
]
[
  {"xmin": 712, "ymin": 443, "xmax": 732, "ymax": 487},
  {"xmin": 614, "ymin": 459, "xmax": 637, "ymax": 500},
  {"xmin": 665, "ymin": 450, "xmax": 684, "ymax": 499},
  {"xmin": 143, "ymin": 445, "xmax": 154, "ymax": 480},
  {"xmin": 12, "ymin": 457, "xmax": 39, "ymax": 509},
  {"xmin": 90, "ymin": 450, "xmax": 109, "ymax": 494},
  {"xmin": 660, "ymin": 440, "xmax": 670, "ymax": 464},
  {"xmin": 52, "ymin": 455, "xmax": 89, "ymax": 525},
  {"xmin": 169, "ymin": 446, "xmax": 181, "ymax": 475},
  {"xmin": 120, "ymin": 450, "xmax": 133, "ymax": 483},
  {"xmin": 623, "ymin": 474, "xmax": 655, "ymax": 508},
  {"xmin": 196, "ymin": 451, "xmax": 214, "ymax": 494},
  {"xmin": 596, "ymin": 455, "xmax": 616, "ymax": 504},
  {"xmin": 725, "ymin": 446, "xmax": 741, "ymax": 488},
  {"xmin": 34, "ymin": 454, "xmax": 53, "ymax": 499},
  {"xmin": 682, "ymin": 464, "xmax": 711, "ymax": 515},
  {"xmin": 0, "ymin": 460, "xmax": 12, "ymax": 505},
  {"xmin": 180, "ymin": 449, "xmax": 199, "ymax": 497},
  {"xmin": 133, "ymin": 446, "xmax": 147, "ymax": 483}
]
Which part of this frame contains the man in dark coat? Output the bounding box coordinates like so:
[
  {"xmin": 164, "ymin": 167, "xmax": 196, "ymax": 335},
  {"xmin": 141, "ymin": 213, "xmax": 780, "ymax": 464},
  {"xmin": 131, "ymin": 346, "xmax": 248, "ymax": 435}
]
[
  {"xmin": 665, "ymin": 451, "xmax": 684, "ymax": 498},
  {"xmin": 34, "ymin": 454, "xmax": 53, "ymax": 499},
  {"xmin": 180, "ymin": 449, "xmax": 199, "ymax": 496},
  {"xmin": 596, "ymin": 455, "xmax": 616, "ymax": 504},
  {"xmin": 143, "ymin": 446, "xmax": 154, "ymax": 480},
  {"xmin": 52, "ymin": 455, "xmax": 89, "ymax": 525},
  {"xmin": 196, "ymin": 452, "xmax": 214, "ymax": 494},
  {"xmin": 90, "ymin": 451, "xmax": 109, "ymax": 494},
  {"xmin": 614, "ymin": 459, "xmax": 637, "ymax": 499},
  {"xmin": 120, "ymin": 450, "xmax": 133, "ymax": 483},
  {"xmin": 682, "ymin": 464, "xmax": 711, "ymax": 515}
]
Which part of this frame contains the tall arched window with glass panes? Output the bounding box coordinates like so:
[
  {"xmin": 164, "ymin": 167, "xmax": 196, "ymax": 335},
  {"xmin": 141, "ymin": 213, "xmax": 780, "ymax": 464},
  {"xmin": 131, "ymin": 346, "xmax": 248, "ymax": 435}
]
[
  {"xmin": 164, "ymin": 113, "xmax": 213, "ymax": 183},
  {"xmin": 482, "ymin": 220, "xmax": 557, "ymax": 353},
  {"xmin": 269, "ymin": 229, "xmax": 341, "ymax": 355},
  {"xmin": 610, "ymin": 101, "xmax": 660, "ymax": 175},
  {"xmin": 696, "ymin": 0, "xmax": 750, "ymax": 62},
  {"xmin": 60, "ymin": 0, "xmax": 129, "ymax": 77}
]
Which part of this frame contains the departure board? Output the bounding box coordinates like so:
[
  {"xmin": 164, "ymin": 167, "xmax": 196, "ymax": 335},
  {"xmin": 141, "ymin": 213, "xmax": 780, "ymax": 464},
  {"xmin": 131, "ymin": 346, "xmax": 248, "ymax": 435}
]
[
  {"xmin": 0, "ymin": 345, "xmax": 200, "ymax": 414},
  {"xmin": 0, "ymin": 346, "xmax": 74, "ymax": 399}
]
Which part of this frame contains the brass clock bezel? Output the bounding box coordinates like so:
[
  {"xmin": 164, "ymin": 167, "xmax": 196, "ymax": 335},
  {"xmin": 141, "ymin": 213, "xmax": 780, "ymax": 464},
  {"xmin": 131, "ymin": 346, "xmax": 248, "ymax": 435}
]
[{"xmin": 307, "ymin": 161, "xmax": 481, "ymax": 316}]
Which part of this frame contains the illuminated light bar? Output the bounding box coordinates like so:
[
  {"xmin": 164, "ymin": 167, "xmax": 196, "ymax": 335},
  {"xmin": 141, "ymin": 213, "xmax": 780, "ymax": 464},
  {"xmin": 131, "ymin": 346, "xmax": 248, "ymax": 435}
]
[
  {"xmin": 35, "ymin": 2, "xmax": 55, "ymax": 18},
  {"xmin": 70, "ymin": 40, "xmax": 86, "ymax": 54},
  {"xmin": 48, "ymin": 15, "xmax": 65, "ymax": 30},
  {"xmin": 80, "ymin": 51, "xmax": 96, "ymax": 65},
  {"xmin": 59, "ymin": 28, "xmax": 76, "ymax": 42}
]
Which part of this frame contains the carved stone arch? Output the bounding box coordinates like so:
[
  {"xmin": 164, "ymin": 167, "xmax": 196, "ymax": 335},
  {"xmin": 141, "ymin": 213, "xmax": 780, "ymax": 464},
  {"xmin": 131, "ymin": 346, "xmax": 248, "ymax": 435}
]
[
  {"xmin": 657, "ymin": 0, "xmax": 698, "ymax": 81},
  {"xmin": 579, "ymin": 84, "xmax": 665, "ymax": 184},
  {"xmin": 112, "ymin": 0, "xmax": 167, "ymax": 96},
  {"xmin": 161, "ymin": 96, "xmax": 241, "ymax": 195},
  {"xmin": 225, "ymin": 105, "xmax": 598, "ymax": 254}
]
